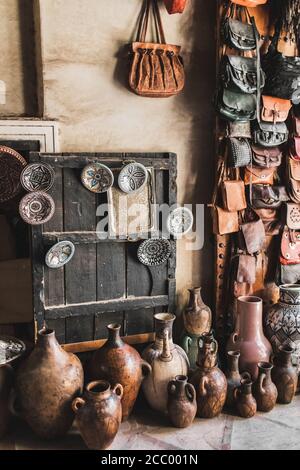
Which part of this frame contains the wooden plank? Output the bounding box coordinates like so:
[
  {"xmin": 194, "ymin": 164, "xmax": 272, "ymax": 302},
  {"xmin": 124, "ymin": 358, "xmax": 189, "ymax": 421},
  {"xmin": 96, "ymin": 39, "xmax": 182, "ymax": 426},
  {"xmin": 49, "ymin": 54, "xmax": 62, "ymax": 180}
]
[
  {"xmin": 62, "ymin": 332, "xmax": 155, "ymax": 353},
  {"xmin": 46, "ymin": 318, "xmax": 66, "ymax": 344},
  {"xmin": 66, "ymin": 315, "xmax": 94, "ymax": 344},
  {"xmin": 94, "ymin": 311, "xmax": 125, "ymax": 339},
  {"xmin": 127, "ymin": 242, "xmax": 151, "ymax": 297},
  {"xmin": 42, "ymin": 232, "xmax": 127, "ymax": 244},
  {"xmin": 44, "ymin": 295, "xmax": 169, "ymax": 320},
  {"xmin": 65, "ymin": 243, "xmax": 97, "ymax": 304},
  {"xmin": 124, "ymin": 308, "xmax": 154, "ymax": 336},
  {"xmin": 97, "ymin": 242, "xmax": 126, "ymax": 300}
]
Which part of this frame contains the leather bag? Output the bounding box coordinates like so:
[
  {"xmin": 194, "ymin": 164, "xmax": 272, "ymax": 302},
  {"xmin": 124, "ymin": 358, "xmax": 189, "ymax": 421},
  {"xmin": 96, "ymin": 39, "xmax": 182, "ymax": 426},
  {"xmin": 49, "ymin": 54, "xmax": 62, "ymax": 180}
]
[
  {"xmin": 212, "ymin": 206, "xmax": 239, "ymax": 235},
  {"xmin": 238, "ymin": 209, "xmax": 265, "ymax": 254},
  {"xmin": 163, "ymin": 0, "xmax": 187, "ymax": 14},
  {"xmin": 129, "ymin": 0, "xmax": 185, "ymax": 98},
  {"xmin": 227, "ymin": 121, "xmax": 251, "ymax": 139},
  {"xmin": 217, "ymin": 88, "xmax": 257, "ymax": 121},
  {"xmin": 286, "ymin": 157, "xmax": 300, "ymax": 203},
  {"xmin": 289, "ymin": 158, "xmax": 300, "ymax": 181},
  {"xmin": 227, "ymin": 137, "xmax": 252, "ymax": 167},
  {"xmin": 292, "ymin": 115, "xmax": 300, "ymax": 137},
  {"xmin": 244, "ymin": 165, "xmax": 276, "ymax": 185},
  {"xmin": 221, "ymin": 4, "xmax": 256, "ymax": 51},
  {"xmin": 221, "ymin": 55, "xmax": 265, "ymax": 94},
  {"xmin": 230, "ymin": 0, "xmax": 267, "ymax": 5},
  {"xmin": 253, "ymin": 208, "xmax": 282, "ymax": 235},
  {"xmin": 285, "ymin": 202, "xmax": 300, "ymax": 230},
  {"xmin": 248, "ymin": 184, "xmax": 289, "ymax": 209},
  {"xmin": 277, "ymin": 264, "xmax": 300, "ymax": 284},
  {"xmin": 235, "ymin": 254, "xmax": 256, "ymax": 284},
  {"xmin": 221, "ymin": 178, "xmax": 247, "ymax": 212},
  {"xmin": 280, "ymin": 226, "xmax": 300, "ymax": 264},
  {"xmin": 290, "ymin": 137, "xmax": 300, "ymax": 160},
  {"xmin": 251, "ymin": 145, "xmax": 282, "ymax": 168},
  {"xmin": 261, "ymin": 95, "xmax": 292, "ymax": 123},
  {"xmin": 252, "ymin": 121, "xmax": 289, "ymax": 147}
]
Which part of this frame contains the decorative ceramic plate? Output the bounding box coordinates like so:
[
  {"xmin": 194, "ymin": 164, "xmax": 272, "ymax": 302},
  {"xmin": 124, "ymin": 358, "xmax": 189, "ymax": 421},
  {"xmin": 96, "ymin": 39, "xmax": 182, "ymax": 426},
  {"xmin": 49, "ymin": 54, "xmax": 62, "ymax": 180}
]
[
  {"xmin": 118, "ymin": 162, "xmax": 148, "ymax": 194},
  {"xmin": 137, "ymin": 238, "xmax": 171, "ymax": 266},
  {"xmin": 21, "ymin": 163, "xmax": 55, "ymax": 192},
  {"xmin": 19, "ymin": 191, "xmax": 55, "ymax": 225},
  {"xmin": 167, "ymin": 207, "xmax": 194, "ymax": 236},
  {"xmin": 0, "ymin": 146, "xmax": 27, "ymax": 203},
  {"xmin": 45, "ymin": 241, "xmax": 75, "ymax": 269},
  {"xmin": 81, "ymin": 163, "xmax": 114, "ymax": 193},
  {"xmin": 0, "ymin": 335, "xmax": 26, "ymax": 366}
]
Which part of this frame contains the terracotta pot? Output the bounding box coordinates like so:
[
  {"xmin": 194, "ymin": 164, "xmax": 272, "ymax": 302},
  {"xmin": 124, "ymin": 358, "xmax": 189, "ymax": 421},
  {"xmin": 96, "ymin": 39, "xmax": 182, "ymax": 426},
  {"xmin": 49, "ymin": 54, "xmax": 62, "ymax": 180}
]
[
  {"xmin": 167, "ymin": 375, "xmax": 197, "ymax": 428},
  {"xmin": 183, "ymin": 287, "xmax": 212, "ymax": 336},
  {"xmin": 72, "ymin": 380, "xmax": 123, "ymax": 450},
  {"xmin": 15, "ymin": 329, "xmax": 84, "ymax": 439},
  {"xmin": 142, "ymin": 313, "xmax": 189, "ymax": 413},
  {"xmin": 163, "ymin": 0, "xmax": 188, "ymax": 14},
  {"xmin": 234, "ymin": 378, "xmax": 257, "ymax": 419},
  {"xmin": 265, "ymin": 284, "xmax": 300, "ymax": 367},
  {"xmin": 89, "ymin": 324, "xmax": 151, "ymax": 420},
  {"xmin": 225, "ymin": 350, "xmax": 250, "ymax": 409},
  {"xmin": 191, "ymin": 336, "xmax": 227, "ymax": 419},
  {"xmin": 272, "ymin": 346, "xmax": 298, "ymax": 404},
  {"xmin": 0, "ymin": 365, "xmax": 13, "ymax": 438},
  {"xmin": 226, "ymin": 296, "xmax": 272, "ymax": 380},
  {"xmin": 253, "ymin": 362, "xmax": 278, "ymax": 412}
]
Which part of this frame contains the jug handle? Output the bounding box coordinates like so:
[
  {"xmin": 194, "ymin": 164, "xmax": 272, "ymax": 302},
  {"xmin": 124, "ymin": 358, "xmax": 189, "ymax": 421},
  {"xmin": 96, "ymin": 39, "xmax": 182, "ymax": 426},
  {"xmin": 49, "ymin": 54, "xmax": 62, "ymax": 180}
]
[
  {"xmin": 141, "ymin": 360, "xmax": 152, "ymax": 378},
  {"xmin": 241, "ymin": 371, "xmax": 251, "ymax": 381},
  {"xmin": 182, "ymin": 335, "xmax": 192, "ymax": 354},
  {"xmin": 233, "ymin": 386, "xmax": 241, "ymax": 402},
  {"xmin": 167, "ymin": 380, "xmax": 177, "ymax": 396},
  {"xmin": 185, "ymin": 383, "xmax": 196, "ymax": 403},
  {"xmin": 230, "ymin": 332, "xmax": 239, "ymax": 344},
  {"xmin": 199, "ymin": 376, "xmax": 208, "ymax": 397},
  {"xmin": 72, "ymin": 397, "xmax": 86, "ymax": 413},
  {"xmin": 112, "ymin": 383, "xmax": 124, "ymax": 400},
  {"xmin": 258, "ymin": 372, "xmax": 266, "ymax": 395},
  {"xmin": 211, "ymin": 338, "xmax": 218, "ymax": 355}
]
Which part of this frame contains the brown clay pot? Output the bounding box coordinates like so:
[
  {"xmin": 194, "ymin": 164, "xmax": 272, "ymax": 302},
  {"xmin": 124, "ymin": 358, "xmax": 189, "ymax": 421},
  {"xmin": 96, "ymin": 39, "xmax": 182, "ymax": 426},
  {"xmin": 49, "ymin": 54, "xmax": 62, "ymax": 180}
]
[
  {"xmin": 225, "ymin": 350, "xmax": 248, "ymax": 409},
  {"xmin": 272, "ymin": 346, "xmax": 298, "ymax": 404},
  {"xmin": 89, "ymin": 324, "xmax": 151, "ymax": 420},
  {"xmin": 253, "ymin": 362, "xmax": 278, "ymax": 412},
  {"xmin": 0, "ymin": 365, "xmax": 13, "ymax": 438},
  {"xmin": 183, "ymin": 287, "xmax": 212, "ymax": 336},
  {"xmin": 72, "ymin": 380, "xmax": 123, "ymax": 450},
  {"xmin": 234, "ymin": 378, "xmax": 257, "ymax": 419},
  {"xmin": 167, "ymin": 375, "xmax": 197, "ymax": 428},
  {"xmin": 15, "ymin": 329, "xmax": 84, "ymax": 439}
]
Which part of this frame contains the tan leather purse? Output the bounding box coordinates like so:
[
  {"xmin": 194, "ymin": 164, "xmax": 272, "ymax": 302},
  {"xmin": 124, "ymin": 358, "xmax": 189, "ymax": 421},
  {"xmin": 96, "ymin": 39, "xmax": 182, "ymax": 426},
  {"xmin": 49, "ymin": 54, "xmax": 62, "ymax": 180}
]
[
  {"xmin": 129, "ymin": 0, "xmax": 185, "ymax": 98},
  {"xmin": 244, "ymin": 166, "xmax": 276, "ymax": 185},
  {"xmin": 221, "ymin": 178, "xmax": 247, "ymax": 212},
  {"xmin": 261, "ymin": 95, "xmax": 292, "ymax": 123}
]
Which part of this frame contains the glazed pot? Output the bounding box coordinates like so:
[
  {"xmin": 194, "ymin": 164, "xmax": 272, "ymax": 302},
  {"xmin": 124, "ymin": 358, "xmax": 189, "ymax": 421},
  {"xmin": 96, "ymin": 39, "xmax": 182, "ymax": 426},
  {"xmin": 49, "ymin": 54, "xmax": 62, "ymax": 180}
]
[
  {"xmin": 167, "ymin": 375, "xmax": 197, "ymax": 428},
  {"xmin": 272, "ymin": 346, "xmax": 298, "ymax": 404},
  {"xmin": 89, "ymin": 323, "xmax": 151, "ymax": 420},
  {"xmin": 253, "ymin": 362, "xmax": 278, "ymax": 412},
  {"xmin": 191, "ymin": 336, "xmax": 227, "ymax": 418},
  {"xmin": 234, "ymin": 378, "xmax": 257, "ymax": 419},
  {"xmin": 183, "ymin": 287, "xmax": 212, "ymax": 336},
  {"xmin": 142, "ymin": 313, "xmax": 189, "ymax": 413},
  {"xmin": 225, "ymin": 350, "xmax": 250, "ymax": 409},
  {"xmin": 265, "ymin": 284, "xmax": 300, "ymax": 367},
  {"xmin": 72, "ymin": 380, "xmax": 123, "ymax": 450},
  {"xmin": 0, "ymin": 365, "xmax": 13, "ymax": 438},
  {"xmin": 226, "ymin": 296, "xmax": 272, "ymax": 380},
  {"xmin": 15, "ymin": 329, "xmax": 84, "ymax": 439}
]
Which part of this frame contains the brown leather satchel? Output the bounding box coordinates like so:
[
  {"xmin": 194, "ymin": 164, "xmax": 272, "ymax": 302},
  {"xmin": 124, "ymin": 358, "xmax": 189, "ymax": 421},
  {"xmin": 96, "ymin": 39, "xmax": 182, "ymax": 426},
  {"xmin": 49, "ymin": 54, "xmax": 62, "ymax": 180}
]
[
  {"xmin": 235, "ymin": 254, "xmax": 256, "ymax": 284},
  {"xmin": 129, "ymin": 0, "xmax": 185, "ymax": 98},
  {"xmin": 285, "ymin": 202, "xmax": 300, "ymax": 230},
  {"xmin": 290, "ymin": 137, "xmax": 300, "ymax": 160},
  {"xmin": 280, "ymin": 226, "xmax": 300, "ymax": 264},
  {"xmin": 251, "ymin": 145, "xmax": 282, "ymax": 168},
  {"xmin": 238, "ymin": 209, "xmax": 265, "ymax": 254},
  {"xmin": 261, "ymin": 95, "xmax": 292, "ymax": 123},
  {"xmin": 244, "ymin": 166, "xmax": 276, "ymax": 185},
  {"xmin": 221, "ymin": 179, "xmax": 247, "ymax": 212},
  {"xmin": 253, "ymin": 208, "xmax": 282, "ymax": 235}
]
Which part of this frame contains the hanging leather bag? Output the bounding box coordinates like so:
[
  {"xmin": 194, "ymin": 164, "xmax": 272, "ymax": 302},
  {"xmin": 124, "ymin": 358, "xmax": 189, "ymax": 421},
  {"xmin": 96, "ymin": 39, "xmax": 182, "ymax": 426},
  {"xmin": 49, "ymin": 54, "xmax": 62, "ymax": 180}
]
[
  {"xmin": 235, "ymin": 254, "xmax": 257, "ymax": 284},
  {"xmin": 220, "ymin": 55, "xmax": 265, "ymax": 94},
  {"xmin": 227, "ymin": 137, "xmax": 252, "ymax": 167},
  {"xmin": 286, "ymin": 157, "xmax": 300, "ymax": 203},
  {"xmin": 221, "ymin": 3, "xmax": 256, "ymax": 51},
  {"xmin": 230, "ymin": 0, "xmax": 267, "ymax": 6},
  {"xmin": 227, "ymin": 121, "xmax": 252, "ymax": 139},
  {"xmin": 244, "ymin": 165, "xmax": 276, "ymax": 185},
  {"xmin": 292, "ymin": 115, "xmax": 300, "ymax": 137},
  {"xmin": 261, "ymin": 95, "xmax": 292, "ymax": 123},
  {"xmin": 252, "ymin": 121, "xmax": 289, "ymax": 147},
  {"xmin": 253, "ymin": 208, "xmax": 282, "ymax": 235},
  {"xmin": 290, "ymin": 137, "xmax": 300, "ymax": 160},
  {"xmin": 221, "ymin": 166, "xmax": 247, "ymax": 212},
  {"xmin": 163, "ymin": 0, "xmax": 187, "ymax": 14},
  {"xmin": 280, "ymin": 226, "xmax": 300, "ymax": 264},
  {"xmin": 285, "ymin": 202, "xmax": 300, "ymax": 230},
  {"xmin": 217, "ymin": 88, "xmax": 257, "ymax": 121},
  {"xmin": 251, "ymin": 145, "xmax": 282, "ymax": 168},
  {"xmin": 238, "ymin": 209, "xmax": 265, "ymax": 254},
  {"xmin": 129, "ymin": 0, "xmax": 185, "ymax": 98},
  {"xmin": 248, "ymin": 184, "xmax": 289, "ymax": 209}
]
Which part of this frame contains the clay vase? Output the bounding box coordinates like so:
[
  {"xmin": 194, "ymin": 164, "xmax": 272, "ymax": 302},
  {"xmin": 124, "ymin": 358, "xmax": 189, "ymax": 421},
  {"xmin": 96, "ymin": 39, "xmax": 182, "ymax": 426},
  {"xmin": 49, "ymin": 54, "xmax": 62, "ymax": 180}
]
[
  {"xmin": 226, "ymin": 296, "xmax": 272, "ymax": 380},
  {"xmin": 180, "ymin": 332, "xmax": 200, "ymax": 370},
  {"xmin": 225, "ymin": 350, "xmax": 247, "ymax": 409},
  {"xmin": 265, "ymin": 284, "xmax": 300, "ymax": 367},
  {"xmin": 191, "ymin": 335, "xmax": 227, "ymax": 418},
  {"xmin": 15, "ymin": 328, "xmax": 84, "ymax": 439},
  {"xmin": 89, "ymin": 323, "xmax": 151, "ymax": 420},
  {"xmin": 0, "ymin": 365, "xmax": 13, "ymax": 438},
  {"xmin": 253, "ymin": 362, "xmax": 278, "ymax": 412},
  {"xmin": 234, "ymin": 378, "xmax": 257, "ymax": 419},
  {"xmin": 142, "ymin": 313, "xmax": 189, "ymax": 413},
  {"xmin": 72, "ymin": 380, "xmax": 123, "ymax": 450},
  {"xmin": 167, "ymin": 375, "xmax": 197, "ymax": 428},
  {"xmin": 272, "ymin": 346, "xmax": 298, "ymax": 404},
  {"xmin": 183, "ymin": 287, "xmax": 212, "ymax": 336}
]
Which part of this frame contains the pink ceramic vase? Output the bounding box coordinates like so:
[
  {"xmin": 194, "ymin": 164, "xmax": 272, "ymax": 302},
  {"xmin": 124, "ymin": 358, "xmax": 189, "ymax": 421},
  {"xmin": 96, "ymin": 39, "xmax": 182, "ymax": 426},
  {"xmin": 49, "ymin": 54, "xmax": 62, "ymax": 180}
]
[{"xmin": 226, "ymin": 296, "xmax": 272, "ymax": 380}]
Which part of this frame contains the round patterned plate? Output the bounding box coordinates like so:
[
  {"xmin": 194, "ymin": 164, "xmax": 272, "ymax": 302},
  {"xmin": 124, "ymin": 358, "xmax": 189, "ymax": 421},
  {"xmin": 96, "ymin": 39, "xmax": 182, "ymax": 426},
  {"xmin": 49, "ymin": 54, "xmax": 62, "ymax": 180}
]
[
  {"xmin": 118, "ymin": 162, "xmax": 148, "ymax": 194},
  {"xmin": 0, "ymin": 146, "xmax": 27, "ymax": 203},
  {"xmin": 0, "ymin": 335, "xmax": 26, "ymax": 366},
  {"xmin": 137, "ymin": 238, "xmax": 171, "ymax": 266},
  {"xmin": 81, "ymin": 163, "xmax": 114, "ymax": 193},
  {"xmin": 19, "ymin": 191, "xmax": 55, "ymax": 225},
  {"xmin": 167, "ymin": 207, "xmax": 194, "ymax": 236},
  {"xmin": 21, "ymin": 163, "xmax": 55, "ymax": 192},
  {"xmin": 45, "ymin": 241, "xmax": 75, "ymax": 269}
]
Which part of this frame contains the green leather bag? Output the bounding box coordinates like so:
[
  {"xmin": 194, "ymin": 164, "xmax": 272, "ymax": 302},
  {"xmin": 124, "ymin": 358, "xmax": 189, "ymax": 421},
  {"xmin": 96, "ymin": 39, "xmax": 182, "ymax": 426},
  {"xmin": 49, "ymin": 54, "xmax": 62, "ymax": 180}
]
[{"xmin": 217, "ymin": 88, "xmax": 257, "ymax": 121}]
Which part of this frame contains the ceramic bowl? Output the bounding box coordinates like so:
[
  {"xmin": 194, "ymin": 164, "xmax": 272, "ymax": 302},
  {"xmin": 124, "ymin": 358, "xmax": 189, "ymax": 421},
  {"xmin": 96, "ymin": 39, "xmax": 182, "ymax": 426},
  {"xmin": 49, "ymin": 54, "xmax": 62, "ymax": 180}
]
[
  {"xmin": 167, "ymin": 207, "xmax": 194, "ymax": 236},
  {"xmin": 137, "ymin": 238, "xmax": 171, "ymax": 266},
  {"xmin": 21, "ymin": 163, "xmax": 55, "ymax": 192},
  {"xmin": 81, "ymin": 163, "xmax": 114, "ymax": 193},
  {"xmin": 0, "ymin": 336, "xmax": 26, "ymax": 366},
  {"xmin": 45, "ymin": 241, "xmax": 75, "ymax": 269},
  {"xmin": 118, "ymin": 162, "xmax": 148, "ymax": 194},
  {"xmin": 0, "ymin": 145, "xmax": 27, "ymax": 203},
  {"xmin": 19, "ymin": 191, "xmax": 55, "ymax": 225}
]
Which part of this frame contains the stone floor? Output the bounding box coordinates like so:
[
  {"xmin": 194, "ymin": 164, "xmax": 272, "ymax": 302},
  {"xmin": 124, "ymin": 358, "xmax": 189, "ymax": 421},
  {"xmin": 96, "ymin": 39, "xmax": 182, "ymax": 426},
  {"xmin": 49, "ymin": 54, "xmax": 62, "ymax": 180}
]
[{"xmin": 1, "ymin": 395, "xmax": 300, "ymax": 451}]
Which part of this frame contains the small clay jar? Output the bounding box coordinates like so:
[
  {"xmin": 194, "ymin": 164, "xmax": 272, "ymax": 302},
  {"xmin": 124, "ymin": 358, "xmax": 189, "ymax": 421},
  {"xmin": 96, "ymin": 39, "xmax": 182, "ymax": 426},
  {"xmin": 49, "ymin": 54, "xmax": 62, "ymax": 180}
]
[
  {"xmin": 167, "ymin": 375, "xmax": 197, "ymax": 428},
  {"xmin": 72, "ymin": 380, "xmax": 123, "ymax": 450},
  {"xmin": 225, "ymin": 351, "xmax": 244, "ymax": 409},
  {"xmin": 253, "ymin": 362, "xmax": 278, "ymax": 412},
  {"xmin": 272, "ymin": 346, "xmax": 298, "ymax": 404},
  {"xmin": 234, "ymin": 378, "xmax": 257, "ymax": 419}
]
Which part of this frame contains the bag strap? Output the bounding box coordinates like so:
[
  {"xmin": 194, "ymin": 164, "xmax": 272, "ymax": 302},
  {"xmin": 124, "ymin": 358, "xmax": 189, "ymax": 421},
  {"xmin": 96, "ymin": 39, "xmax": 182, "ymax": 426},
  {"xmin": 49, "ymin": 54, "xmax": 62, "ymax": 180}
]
[
  {"xmin": 137, "ymin": 0, "xmax": 167, "ymax": 44},
  {"xmin": 137, "ymin": 0, "xmax": 150, "ymax": 42},
  {"xmin": 153, "ymin": 0, "xmax": 167, "ymax": 44}
]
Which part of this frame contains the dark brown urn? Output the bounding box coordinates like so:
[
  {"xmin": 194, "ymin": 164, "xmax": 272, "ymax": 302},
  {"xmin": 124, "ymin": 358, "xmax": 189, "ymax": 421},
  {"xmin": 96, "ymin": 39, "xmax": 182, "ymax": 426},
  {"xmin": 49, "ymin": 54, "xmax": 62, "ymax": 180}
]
[
  {"xmin": 167, "ymin": 375, "xmax": 197, "ymax": 428},
  {"xmin": 253, "ymin": 362, "xmax": 278, "ymax": 412},
  {"xmin": 73, "ymin": 380, "xmax": 123, "ymax": 450},
  {"xmin": 15, "ymin": 329, "xmax": 84, "ymax": 439},
  {"xmin": 272, "ymin": 346, "xmax": 298, "ymax": 404},
  {"xmin": 234, "ymin": 378, "xmax": 257, "ymax": 419},
  {"xmin": 0, "ymin": 365, "xmax": 13, "ymax": 438},
  {"xmin": 225, "ymin": 350, "xmax": 242, "ymax": 409},
  {"xmin": 89, "ymin": 324, "xmax": 151, "ymax": 420}
]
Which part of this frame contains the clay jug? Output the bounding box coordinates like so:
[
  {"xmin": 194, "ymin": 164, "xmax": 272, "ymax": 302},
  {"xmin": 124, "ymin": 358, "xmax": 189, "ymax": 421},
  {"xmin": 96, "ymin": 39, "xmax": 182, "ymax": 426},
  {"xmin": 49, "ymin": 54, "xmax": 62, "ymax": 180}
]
[
  {"xmin": 180, "ymin": 332, "xmax": 199, "ymax": 370},
  {"xmin": 89, "ymin": 323, "xmax": 151, "ymax": 420},
  {"xmin": 183, "ymin": 287, "xmax": 212, "ymax": 336},
  {"xmin": 226, "ymin": 296, "xmax": 272, "ymax": 380},
  {"xmin": 225, "ymin": 350, "xmax": 250, "ymax": 408},
  {"xmin": 191, "ymin": 336, "xmax": 227, "ymax": 418},
  {"xmin": 167, "ymin": 375, "xmax": 197, "ymax": 428},
  {"xmin": 253, "ymin": 362, "xmax": 278, "ymax": 412},
  {"xmin": 234, "ymin": 378, "xmax": 257, "ymax": 418},
  {"xmin": 15, "ymin": 328, "xmax": 84, "ymax": 439},
  {"xmin": 72, "ymin": 380, "xmax": 123, "ymax": 450},
  {"xmin": 142, "ymin": 313, "xmax": 189, "ymax": 413},
  {"xmin": 272, "ymin": 346, "xmax": 298, "ymax": 404},
  {"xmin": 0, "ymin": 365, "xmax": 13, "ymax": 438}
]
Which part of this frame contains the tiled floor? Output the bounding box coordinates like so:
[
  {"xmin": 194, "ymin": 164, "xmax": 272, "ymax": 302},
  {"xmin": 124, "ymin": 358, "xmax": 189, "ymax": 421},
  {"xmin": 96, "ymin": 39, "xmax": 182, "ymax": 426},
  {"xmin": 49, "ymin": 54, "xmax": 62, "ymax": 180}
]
[{"xmin": 1, "ymin": 395, "xmax": 300, "ymax": 451}]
